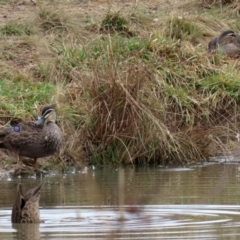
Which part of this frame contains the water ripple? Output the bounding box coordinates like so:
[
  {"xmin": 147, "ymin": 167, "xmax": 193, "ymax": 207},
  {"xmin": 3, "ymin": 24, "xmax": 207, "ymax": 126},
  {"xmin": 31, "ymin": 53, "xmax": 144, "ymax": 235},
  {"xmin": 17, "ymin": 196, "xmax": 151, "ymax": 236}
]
[{"xmin": 1, "ymin": 205, "xmax": 240, "ymax": 239}]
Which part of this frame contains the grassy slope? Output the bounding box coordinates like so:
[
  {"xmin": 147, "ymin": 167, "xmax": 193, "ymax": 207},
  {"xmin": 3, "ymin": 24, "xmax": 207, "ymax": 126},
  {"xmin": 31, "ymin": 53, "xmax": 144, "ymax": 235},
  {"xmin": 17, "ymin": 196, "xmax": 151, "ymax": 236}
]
[{"xmin": 0, "ymin": 0, "xmax": 240, "ymax": 168}]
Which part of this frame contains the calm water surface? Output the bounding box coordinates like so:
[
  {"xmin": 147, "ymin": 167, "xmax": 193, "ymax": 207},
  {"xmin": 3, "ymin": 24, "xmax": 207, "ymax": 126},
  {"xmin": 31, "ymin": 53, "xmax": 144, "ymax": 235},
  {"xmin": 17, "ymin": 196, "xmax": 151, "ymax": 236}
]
[{"xmin": 1, "ymin": 162, "xmax": 240, "ymax": 239}]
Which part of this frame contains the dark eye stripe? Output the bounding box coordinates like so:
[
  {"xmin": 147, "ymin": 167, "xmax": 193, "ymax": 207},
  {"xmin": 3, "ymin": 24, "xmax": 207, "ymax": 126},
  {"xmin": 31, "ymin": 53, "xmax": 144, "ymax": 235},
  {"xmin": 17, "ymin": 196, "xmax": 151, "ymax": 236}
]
[{"xmin": 43, "ymin": 109, "xmax": 53, "ymax": 117}]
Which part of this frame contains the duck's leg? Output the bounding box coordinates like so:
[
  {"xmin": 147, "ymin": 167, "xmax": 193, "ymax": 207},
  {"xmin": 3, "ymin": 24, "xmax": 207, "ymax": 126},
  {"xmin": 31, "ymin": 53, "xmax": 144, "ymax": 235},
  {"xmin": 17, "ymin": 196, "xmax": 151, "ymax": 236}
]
[
  {"xmin": 33, "ymin": 158, "xmax": 37, "ymax": 170},
  {"xmin": 11, "ymin": 155, "xmax": 30, "ymax": 176},
  {"xmin": 16, "ymin": 154, "xmax": 20, "ymax": 164},
  {"xmin": 16, "ymin": 154, "xmax": 24, "ymax": 168},
  {"xmin": 14, "ymin": 153, "xmax": 22, "ymax": 166},
  {"xmin": 21, "ymin": 158, "xmax": 41, "ymax": 173},
  {"xmin": 32, "ymin": 159, "xmax": 46, "ymax": 174},
  {"xmin": 22, "ymin": 158, "xmax": 43, "ymax": 174}
]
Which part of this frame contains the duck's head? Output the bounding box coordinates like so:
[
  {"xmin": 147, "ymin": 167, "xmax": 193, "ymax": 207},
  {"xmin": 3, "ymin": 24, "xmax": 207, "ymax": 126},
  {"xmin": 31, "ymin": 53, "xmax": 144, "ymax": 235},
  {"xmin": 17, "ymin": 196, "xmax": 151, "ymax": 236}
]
[
  {"xmin": 35, "ymin": 106, "xmax": 56, "ymax": 125},
  {"xmin": 218, "ymin": 30, "xmax": 236, "ymax": 45}
]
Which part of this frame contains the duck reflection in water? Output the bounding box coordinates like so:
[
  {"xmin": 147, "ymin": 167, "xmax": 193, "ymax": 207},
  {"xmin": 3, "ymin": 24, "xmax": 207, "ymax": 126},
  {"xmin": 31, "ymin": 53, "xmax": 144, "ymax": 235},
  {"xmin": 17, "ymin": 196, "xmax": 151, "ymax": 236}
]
[{"xmin": 12, "ymin": 224, "xmax": 41, "ymax": 240}]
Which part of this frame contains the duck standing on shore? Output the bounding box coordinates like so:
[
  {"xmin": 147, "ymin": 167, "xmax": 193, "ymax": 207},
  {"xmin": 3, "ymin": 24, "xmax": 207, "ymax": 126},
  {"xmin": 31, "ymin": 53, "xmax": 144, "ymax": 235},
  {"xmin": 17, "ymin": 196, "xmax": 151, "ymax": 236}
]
[{"xmin": 0, "ymin": 106, "xmax": 63, "ymax": 171}]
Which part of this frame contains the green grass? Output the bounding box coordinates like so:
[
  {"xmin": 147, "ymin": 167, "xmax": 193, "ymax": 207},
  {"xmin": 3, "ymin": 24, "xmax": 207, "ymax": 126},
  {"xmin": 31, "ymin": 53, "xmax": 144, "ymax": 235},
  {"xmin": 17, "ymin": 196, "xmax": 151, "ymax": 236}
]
[
  {"xmin": 0, "ymin": 22, "xmax": 31, "ymax": 36},
  {"xmin": 101, "ymin": 12, "xmax": 128, "ymax": 32},
  {"xmin": 0, "ymin": 78, "xmax": 56, "ymax": 116},
  {"xmin": 166, "ymin": 17, "xmax": 204, "ymax": 43},
  {"xmin": 100, "ymin": 11, "xmax": 134, "ymax": 36}
]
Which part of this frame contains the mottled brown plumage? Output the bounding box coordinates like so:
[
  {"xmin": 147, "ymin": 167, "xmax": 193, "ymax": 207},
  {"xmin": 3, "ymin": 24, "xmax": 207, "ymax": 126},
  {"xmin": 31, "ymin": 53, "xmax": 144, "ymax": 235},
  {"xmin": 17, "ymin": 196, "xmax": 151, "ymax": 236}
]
[
  {"xmin": 0, "ymin": 106, "xmax": 63, "ymax": 169},
  {"xmin": 208, "ymin": 30, "xmax": 240, "ymax": 57},
  {"xmin": 11, "ymin": 182, "xmax": 44, "ymax": 223}
]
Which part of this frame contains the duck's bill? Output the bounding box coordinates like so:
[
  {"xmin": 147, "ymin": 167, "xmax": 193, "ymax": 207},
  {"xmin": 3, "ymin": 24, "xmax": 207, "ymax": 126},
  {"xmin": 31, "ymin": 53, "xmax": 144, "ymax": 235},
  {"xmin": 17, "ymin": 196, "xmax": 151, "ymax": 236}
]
[{"xmin": 35, "ymin": 116, "xmax": 45, "ymax": 125}]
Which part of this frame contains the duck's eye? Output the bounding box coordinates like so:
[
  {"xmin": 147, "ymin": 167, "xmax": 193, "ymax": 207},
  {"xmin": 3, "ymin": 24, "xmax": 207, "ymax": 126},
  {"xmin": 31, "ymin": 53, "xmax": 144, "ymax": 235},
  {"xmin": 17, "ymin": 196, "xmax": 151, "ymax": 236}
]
[{"xmin": 13, "ymin": 125, "xmax": 20, "ymax": 132}]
